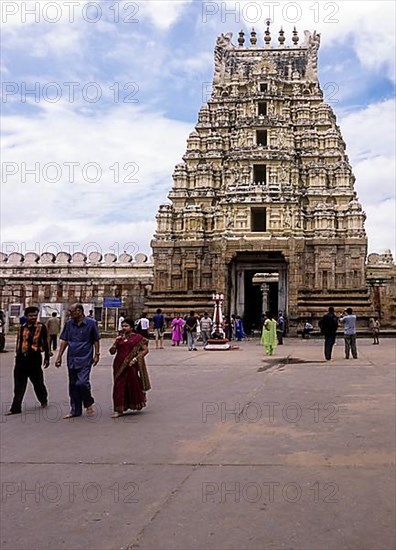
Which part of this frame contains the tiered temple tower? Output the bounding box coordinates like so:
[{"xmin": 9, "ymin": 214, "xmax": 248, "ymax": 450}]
[{"xmin": 148, "ymin": 26, "xmax": 373, "ymax": 331}]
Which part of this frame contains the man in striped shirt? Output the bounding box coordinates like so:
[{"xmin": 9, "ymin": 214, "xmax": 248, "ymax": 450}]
[{"xmin": 5, "ymin": 306, "xmax": 50, "ymax": 415}]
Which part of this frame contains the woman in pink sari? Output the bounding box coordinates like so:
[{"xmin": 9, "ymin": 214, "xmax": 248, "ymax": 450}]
[
  {"xmin": 170, "ymin": 314, "xmax": 185, "ymax": 346},
  {"xmin": 109, "ymin": 319, "xmax": 151, "ymax": 418}
]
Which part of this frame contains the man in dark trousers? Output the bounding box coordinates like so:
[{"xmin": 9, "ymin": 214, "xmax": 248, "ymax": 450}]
[
  {"xmin": 5, "ymin": 306, "xmax": 50, "ymax": 415},
  {"xmin": 55, "ymin": 303, "xmax": 100, "ymax": 419},
  {"xmin": 185, "ymin": 310, "xmax": 198, "ymax": 351},
  {"xmin": 318, "ymin": 306, "xmax": 339, "ymax": 361},
  {"xmin": 46, "ymin": 311, "xmax": 61, "ymax": 355}
]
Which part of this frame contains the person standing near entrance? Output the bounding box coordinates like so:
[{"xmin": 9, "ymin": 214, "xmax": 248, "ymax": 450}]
[
  {"xmin": 276, "ymin": 312, "xmax": 285, "ymax": 345},
  {"xmin": 369, "ymin": 316, "xmax": 380, "ymax": 345},
  {"xmin": 235, "ymin": 315, "xmax": 245, "ymax": 341},
  {"xmin": 340, "ymin": 308, "xmax": 358, "ymax": 359},
  {"xmin": 136, "ymin": 313, "xmax": 150, "ymax": 339},
  {"xmin": 318, "ymin": 307, "xmax": 338, "ymax": 361},
  {"xmin": 200, "ymin": 312, "xmax": 213, "ymax": 346},
  {"xmin": 55, "ymin": 303, "xmax": 100, "ymax": 418},
  {"xmin": 118, "ymin": 313, "xmax": 125, "ymax": 334},
  {"xmin": 46, "ymin": 312, "xmax": 61, "ymax": 355},
  {"xmin": 261, "ymin": 312, "xmax": 277, "ymax": 356},
  {"xmin": 5, "ymin": 306, "xmax": 50, "ymax": 415},
  {"xmin": 185, "ymin": 310, "xmax": 198, "ymax": 351},
  {"xmin": 153, "ymin": 308, "xmax": 165, "ymax": 349}
]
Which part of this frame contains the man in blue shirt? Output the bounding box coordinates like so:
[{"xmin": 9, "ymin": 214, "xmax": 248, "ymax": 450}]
[
  {"xmin": 153, "ymin": 308, "xmax": 165, "ymax": 350},
  {"xmin": 55, "ymin": 303, "xmax": 100, "ymax": 418},
  {"xmin": 340, "ymin": 307, "xmax": 358, "ymax": 359}
]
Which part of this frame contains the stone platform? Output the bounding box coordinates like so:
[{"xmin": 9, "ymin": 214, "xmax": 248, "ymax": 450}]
[{"xmin": 1, "ymin": 336, "xmax": 395, "ymax": 550}]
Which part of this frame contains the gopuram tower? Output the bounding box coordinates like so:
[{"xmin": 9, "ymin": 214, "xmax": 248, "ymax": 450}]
[{"xmin": 148, "ymin": 25, "xmax": 372, "ymax": 331}]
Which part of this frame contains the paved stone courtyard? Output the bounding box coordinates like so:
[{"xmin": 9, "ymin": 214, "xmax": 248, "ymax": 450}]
[{"xmin": 1, "ymin": 336, "xmax": 395, "ymax": 550}]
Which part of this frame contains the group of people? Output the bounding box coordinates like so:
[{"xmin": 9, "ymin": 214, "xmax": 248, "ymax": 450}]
[
  {"xmin": 135, "ymin": 309, "xmax": 248, "ymax": 351},
  {"xmin": 4, "ymin": 303, "xmax": 383, "ymax": 417},
  {"xmin": 5, "ymin": 304, "xmax": 151, "ymax": 419},
  {"xmin": 318, "ymin": 306, "xmax": 361, "ymax": 361}
]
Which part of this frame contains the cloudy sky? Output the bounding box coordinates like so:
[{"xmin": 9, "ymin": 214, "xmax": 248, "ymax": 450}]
[{"xmin": 1, "ymin": 0, "xmax": 395, "ymax": 259}]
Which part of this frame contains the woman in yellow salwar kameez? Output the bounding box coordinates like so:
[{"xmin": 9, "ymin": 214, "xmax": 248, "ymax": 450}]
[{"xmin": 261, "ymin": 312, "xmax": 277, "ymax": 356}]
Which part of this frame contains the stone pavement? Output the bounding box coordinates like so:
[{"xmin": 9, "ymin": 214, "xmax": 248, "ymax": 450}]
[{"xmin": 1, "ymin": 336, "xmax": 395, "ymax": 550}]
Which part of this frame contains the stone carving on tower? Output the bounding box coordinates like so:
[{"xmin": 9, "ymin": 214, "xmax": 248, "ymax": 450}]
[{"xmin": 148, "ymin": 24, "xmax": 372, "ymax": 330}]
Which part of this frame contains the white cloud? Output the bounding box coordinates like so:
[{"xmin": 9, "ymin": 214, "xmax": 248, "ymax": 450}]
[
  {"xmin": 338, "ymin": 99, "xmax": 396, "ymax": 255},
  {"xmin": 339, "ymin": 99, "xmax": 396, "ymax": 161},
  {"xmin": 1, "ymin": 101, "xmax": 192, "ymax": 254},
  {"xmin": 365, "ymin": 200, "xmax": 396, "ymax": 255},
  {"xmin": 139, "ymin": 0, "xmax": 193, "ymax": 30}
]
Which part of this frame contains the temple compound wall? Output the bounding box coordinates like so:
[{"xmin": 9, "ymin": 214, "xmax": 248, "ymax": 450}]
[
  {"xmin": 0, "ymin": 250, "xmax": 395, "ymax": 331},
  {"xmin": 0, "ymin": 252, "xmax": 153, "ymax": 331},
  {"xmin": 147, "ymin": 26, "xmax": 388, "ymax": 331}
]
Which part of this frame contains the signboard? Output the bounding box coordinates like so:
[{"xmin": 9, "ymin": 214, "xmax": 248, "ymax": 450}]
[
  {"xmin": 9, "ymin": 304, "xmax": 22, "ymax": 318},
  {"xmin": 103, "ymin": 297, "xmax": 122, "ymax": 308},
  {"xmin": 40, "ymin": 303, "xmax": 62, "ymax": 318}
]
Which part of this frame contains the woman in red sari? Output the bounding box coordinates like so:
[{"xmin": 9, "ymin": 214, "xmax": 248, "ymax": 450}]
[{"xmin": 109, "ymin": 319, "xmax": 150, "ymax": 418}]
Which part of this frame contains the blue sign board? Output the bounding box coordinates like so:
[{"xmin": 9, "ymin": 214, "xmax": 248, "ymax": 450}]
[{"xmin": 103, "ymin": 297, "xmax": 122, "ymax": 308}]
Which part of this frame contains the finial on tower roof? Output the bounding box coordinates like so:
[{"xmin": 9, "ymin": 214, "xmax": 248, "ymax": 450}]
[
  {"xmin": 264, "ymin": 20, "xmax": 271, "ymax": 46},
  {"xmin": 278, "ymin": 27, "xmax": 285, "ymax": 46},
  {"xmin": 238, "ymin": 29, "xmax": 245, "ymax": 47},
  {"xmin": 250, "ymin": 27, "xmax": 257, "ymax": 46},
  {"xmin": 292, "ymin": 26, "xmax": 299, "ymax": 45}
]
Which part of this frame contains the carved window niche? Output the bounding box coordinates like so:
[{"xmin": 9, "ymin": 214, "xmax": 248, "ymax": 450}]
[
  {"xmin": 258, "ymin": 102, "xmax": 267, "ymax": 116},
  {"xmin": 172, "ymin": 276, "xmax": 181, "ymax": 291},
  {"xmin": 32, "ymin": 285, "xmax": 39, "ymax": 301},
  {"xmin": 251, "ymin": 208, "xmax": 267, "ymax": 232},
  {"xmin": 158, "ymin": 272, "xmax": 167, "ymax": 291},
  {"xmin": 322, "ymin": 270, "xmax": 328, "ymax": 290},
  {"xmin": 256, "ymin": 130, "xmax": 268, "ymax": 147},
  {"xmin": 253, "ymin": 164, "xmax": 266, "ymax": 185},
  {"xmin": 336, "ymin": 273, "xmax": 345, "ymax": 289},
  {"xmin": 56, "ymin": 284, "xmax": 63, "ymax": 300},
  {"xmin": 186, "ymin": 270, "xmax": 194, "ymax": 291},
  {"xmin": 202, "ymin": 274, "xmax": 212, "ymax": 289},
  {"xmin": 259, "ymin": 83, "xmax": 268, "ymax": 93}
]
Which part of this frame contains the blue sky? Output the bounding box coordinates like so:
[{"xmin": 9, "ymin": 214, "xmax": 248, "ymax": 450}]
[{"xmin": 1, "ymin": 0, "xmax": 395, "ymax": 259}]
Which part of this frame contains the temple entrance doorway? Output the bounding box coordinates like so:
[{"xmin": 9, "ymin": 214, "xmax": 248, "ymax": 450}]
[{"xmin": 228, "ymin": 252, "xmax": 288, "ymax": 334}]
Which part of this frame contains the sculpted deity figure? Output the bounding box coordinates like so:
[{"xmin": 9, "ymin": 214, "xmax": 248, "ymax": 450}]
[
  {"xmin": 267, "ymin": 102, "xmax": 275, "ymax": 116},
  {"xmin": 304, "ymin": 30, "xmax": 321, "ymax": 82},
  {"xmin": 278, "ymin": 129, "xmax": 287, "ymax": 147},
  {"xmin": 213, "ymin": 33, "xmax": 234, "ymax": 85},
  {"xmin": 283, "ymin": 208, "xmax": 292, "ymax": 228},
  {"xmin": 279, "ymin": 165, "xmax": 288, "ymax": 182}
]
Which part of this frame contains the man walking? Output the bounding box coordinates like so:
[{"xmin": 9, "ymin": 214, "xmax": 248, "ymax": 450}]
[
  {"xmin": 46, "ymin": 311, "xmax": 61, "ymax": 355},
  {"xmin": 200, "ymin": 312, "xmax": 213, "ymax": 346},
  {"xmin": 136, "ymin": 313, "xmax": 150, "ymax": 339},
  {"xmin": 5, "ymin": 306, "xmax": 50, "ymax": 415},
  {"xmin": 318, "ymin": 307, "xmax": 338, "ymax": 361},
  {"xmin": 369, "ymin": 316, "xmax": 380, "ymax": 345},
  {"xmin": 340, "ymin": 307, "xmax": 358, "ymax": 359},
  {"xmin": 55, "ymin": 303, "xmax": 100, "ymax": 418},
  {"xmin": 153, "ymin": 308, "xmax": 165, "ymax": 349},
  {"xmin": 276, "ymin": 312, "xmax": 285, "ymax": 345},
  {"xmin": 185, "ymin": 310, "xmax": 198, "ymax": 351}
]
